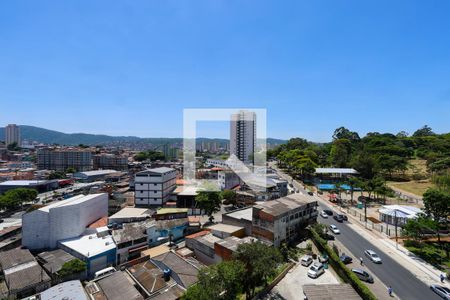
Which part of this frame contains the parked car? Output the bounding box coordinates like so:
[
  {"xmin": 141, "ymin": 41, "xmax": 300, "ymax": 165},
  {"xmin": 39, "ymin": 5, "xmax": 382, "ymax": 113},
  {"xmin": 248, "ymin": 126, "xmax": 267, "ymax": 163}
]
[
  {"xmin": 342, "ymin": 214, "xmax": 348, "ymax": 221},
  {"xmin": 364, "ymin": 250, "xmax": 382, "ymax": 264},
  {"xmin": 340, "ymin": 254, "xmax": 353, "ymax": 264},
  {"xmin": 351, "ymin": 268, "xmax": 374, "ymax": 283},
  {"xmin": 307, "ymin": 191, "xmax": 314, "ymax": 196},
  {"xmin": 329, "ymin": 224, "xmax": 340, "ymax": 234},
  {"xmin": 430, "ymin": 284, "xmax": 450, "ymax": 299},
  {"xmin": 333, "ymin": 214, "xmax": 344, "ymax": 222},
  {"xmin": 320, "ymin": 211, "xmax": 328, "ymax": 218},
  {"xmin": 323, "ymin": 209, "xmax": 333, "ymax": 216},
  {"xmin": 300, "ymin": 255, "xmax": 313, "ymax": 267},
  {"xmin": 307, "ymin": 263, "xmax": 325, "ymax": 278},
  {"xmin": 319, "ymin": 254, "xmax": 329, "ymax": 263}
]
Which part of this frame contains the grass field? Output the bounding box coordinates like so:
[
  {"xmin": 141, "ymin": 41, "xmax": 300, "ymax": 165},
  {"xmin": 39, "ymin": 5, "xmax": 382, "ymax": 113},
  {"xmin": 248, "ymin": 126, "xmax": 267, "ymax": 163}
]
[{"xmin": 388, "ymin": 180, "xmax": 434, "ymax": 196}]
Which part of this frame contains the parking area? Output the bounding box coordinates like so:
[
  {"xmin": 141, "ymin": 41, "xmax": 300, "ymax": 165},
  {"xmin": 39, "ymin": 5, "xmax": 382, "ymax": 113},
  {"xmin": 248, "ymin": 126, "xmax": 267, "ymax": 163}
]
[{"xmin": 267, "ymin": 257, "xmax": 340, "ymax": 300}]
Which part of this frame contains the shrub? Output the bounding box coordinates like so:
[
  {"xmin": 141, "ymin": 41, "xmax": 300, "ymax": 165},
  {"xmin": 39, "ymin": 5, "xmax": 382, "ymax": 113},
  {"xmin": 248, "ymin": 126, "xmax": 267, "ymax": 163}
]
[{"xmin": 310, "ymin": 228, "xmax": 377, "ymax": 300}]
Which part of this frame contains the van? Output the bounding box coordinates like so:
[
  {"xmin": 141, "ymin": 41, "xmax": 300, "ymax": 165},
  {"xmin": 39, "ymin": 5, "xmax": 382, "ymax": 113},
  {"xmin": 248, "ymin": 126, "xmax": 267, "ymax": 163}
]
[
  {"xmin": 351, "ymin": 268, "xmax": 374, "ymax": 283},
  {"xmin": 94, "ymin": 267, "xmax": 115, "ymax": 278},
  {"xmin": 300, "ymin": 255, "xmax": 313, "ymax": 267}
]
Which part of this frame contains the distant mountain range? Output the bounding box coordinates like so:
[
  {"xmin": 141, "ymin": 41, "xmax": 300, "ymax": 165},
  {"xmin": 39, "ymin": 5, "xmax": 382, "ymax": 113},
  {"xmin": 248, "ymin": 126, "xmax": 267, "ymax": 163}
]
[{"xmin": 0, "ymin": 125, "xmax": 286, "ymax": 146}]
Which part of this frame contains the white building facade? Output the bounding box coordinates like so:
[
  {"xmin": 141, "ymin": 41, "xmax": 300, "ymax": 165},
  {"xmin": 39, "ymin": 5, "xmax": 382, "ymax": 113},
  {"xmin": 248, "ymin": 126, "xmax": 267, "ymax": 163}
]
[
  {"xmin": 22, "ymin": 193, "xmax": 108, "ymax": 250},
  {"xmin": 134, "ymin": 167, "xmax": 177, "ymax": 207},
  {"xmin": 230, "ymin": 111, "xmax": 256, "ymax": 164},
  {"xmin": 5, "ymin": 124, "xmax": 20, "ymax": 146}
]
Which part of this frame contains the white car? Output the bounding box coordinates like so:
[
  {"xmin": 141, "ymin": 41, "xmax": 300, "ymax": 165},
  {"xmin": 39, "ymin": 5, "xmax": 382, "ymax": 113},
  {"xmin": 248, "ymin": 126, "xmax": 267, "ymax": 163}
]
[
  {"xmin": 329, "ymin": 224, "xmax": 340, "ymax": 234},
  {"xmin": 307, "ymin": 262, "xmax": 325, "ymax": 278},
  {"xmin": 320, "ymin": 211, "xmax": 328, "ymax": 218},
  {"xmin": 364, "ymin": 250, "xmax": 382, "ymax": 264},
  {"xmin": 300, "ymin": 255, "xmax": 313, "ymax": 267}
]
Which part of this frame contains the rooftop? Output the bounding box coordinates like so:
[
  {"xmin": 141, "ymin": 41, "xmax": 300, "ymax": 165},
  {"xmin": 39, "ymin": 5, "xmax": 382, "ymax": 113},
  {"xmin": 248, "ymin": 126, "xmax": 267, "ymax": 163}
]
[
  {"xmin": 0, "ymin": 248, "xmax": 35, "ymax": 270},
  {"xmin": 137, "ymin": 167, "xmax": 175, "ymax": 175},
  {"xmin": 0, "ymin": 180, "xmax": 49, "ymax": 186},
  {"xmin": 39, "ymin": 193, "xmax": 107, "ymax": 213},
  {"xmin": 302, "ymin": 284, "xmax": 361, "ymax": 300},
  {"xmin": 40, "ymin": 280, "xmax": 88, "ymax": 300},
  {"xmin": 315, "ymin": 168, "xmax": 358, "ymax": 174},
  {"xmin": 379, "ymin": 205, "xmax": 422, "ymax": 218},
  {"xmin": 59, "ymin": 232, "xmax": 115, "ymax": 258},
  {"xmin": 223, "ymin": 207, "xmax": 253, "ymax": 222},
  {"xmin": 109, "ymin": 207, "xmax": 151, "ymax": 219},
  {"xmin": 112, "ymin": 221, "xmax": 151, "ymax": 245},
  {"xmin": 152, "ymin": 251, "xmax": 203, "ymax": 288},
  {"xmin": 140, "ymin": 244, "xmax": 171, "ymax": 258},
  {"xmin": 156, "ymin": 208, "xmax": 188, "ymax": 215},
  {"xmin": 216, "ymin": 236, "xmax": 257, "ymax": 252},
  {"xmin": 127, "ymin": 260, "xmax": 167, "ymax": 294},
  {"xmin": 37, "ymin": 248, "xmax": 77, "ymax": 274},
  {"xmin": 74, "ymin": 170, "xmax": 118, "ymax": 177},
  {"xmin": 208, "ymin": 223, "xmax": 244, "ymax": 234},
  {"xmin": 254, "ymin": 193, "xmax": 316, "ymax": 217},
  {"xmin": 96, "ymin": 271, "xmax": 144, "ymax": 300}
]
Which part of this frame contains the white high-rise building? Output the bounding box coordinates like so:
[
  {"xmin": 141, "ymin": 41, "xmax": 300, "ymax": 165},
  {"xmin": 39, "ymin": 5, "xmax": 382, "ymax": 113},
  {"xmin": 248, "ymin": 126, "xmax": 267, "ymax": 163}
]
[
  {"xmin": 230, "ymin": 110, "xmax": 256, "ymax": 164},
  {"xmin": 5, "ymin": 124, "xmax": 20, "ymax": 146}
]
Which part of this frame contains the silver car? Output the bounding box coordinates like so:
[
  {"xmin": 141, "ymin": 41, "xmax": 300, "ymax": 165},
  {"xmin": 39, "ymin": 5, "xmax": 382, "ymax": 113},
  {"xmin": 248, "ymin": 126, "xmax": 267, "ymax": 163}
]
[
  {"xmin": 364, "ymin": 250, "xmax": 382, "ymax": 264},
  {"xmin": 307, "ymin": 262, "xmax": 325, "ymax": 278},
  {"xmin": 430, "ymin": 285, "xmax": 450, "ymax": 299}
]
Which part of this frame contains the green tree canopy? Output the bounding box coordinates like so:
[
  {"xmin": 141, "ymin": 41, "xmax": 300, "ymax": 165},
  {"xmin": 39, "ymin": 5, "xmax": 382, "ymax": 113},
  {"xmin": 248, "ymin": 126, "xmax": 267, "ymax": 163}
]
[
  {"xmin": 0, "ymin": 188, "xmax": 38, "ymax": 210},
  {"xmin": 233, "ymin": 241, "xmax": 282, "ymax": 299},
  {"xmin": 58, "ymin": 259, "xmax": 87, "ymax": 277},
  {"xmin": 196, "ymin": 191, "xmax": 222, "ymax": 223}
]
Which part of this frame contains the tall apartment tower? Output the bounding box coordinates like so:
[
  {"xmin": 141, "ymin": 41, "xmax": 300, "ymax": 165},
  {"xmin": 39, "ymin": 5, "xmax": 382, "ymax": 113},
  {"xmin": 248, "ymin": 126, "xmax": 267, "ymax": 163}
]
[
  {"xmin": 5, "ymin": 124, "xmax": 20, "ymax": 146},
  {"xmin": 230, "ymin": 110, "xmax": 256, "ymax": 164}
]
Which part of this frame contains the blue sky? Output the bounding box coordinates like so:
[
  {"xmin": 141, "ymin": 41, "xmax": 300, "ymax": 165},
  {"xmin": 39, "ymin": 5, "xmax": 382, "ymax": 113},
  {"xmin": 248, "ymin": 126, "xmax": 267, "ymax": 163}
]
[{"xmin": 1, "ymin": 1, "xmax": 449, "ymax": 142}]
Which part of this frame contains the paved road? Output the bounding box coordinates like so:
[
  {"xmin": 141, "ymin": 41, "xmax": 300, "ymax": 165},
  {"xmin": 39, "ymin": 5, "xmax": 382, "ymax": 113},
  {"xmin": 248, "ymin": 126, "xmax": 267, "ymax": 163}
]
[
  {"xmin": 318, "ymin": 206, "xmax": 440, "ymax": 300},
  {"xmin": 271, "ymin": 164, "xmax": 441, "ymax": 300}
]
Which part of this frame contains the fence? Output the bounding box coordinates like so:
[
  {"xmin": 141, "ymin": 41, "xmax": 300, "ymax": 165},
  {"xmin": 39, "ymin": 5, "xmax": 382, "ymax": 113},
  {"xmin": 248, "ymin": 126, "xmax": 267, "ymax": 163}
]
[{"xmin": 345, "ymin": 207, "xmax": 403, "ymax": 238}]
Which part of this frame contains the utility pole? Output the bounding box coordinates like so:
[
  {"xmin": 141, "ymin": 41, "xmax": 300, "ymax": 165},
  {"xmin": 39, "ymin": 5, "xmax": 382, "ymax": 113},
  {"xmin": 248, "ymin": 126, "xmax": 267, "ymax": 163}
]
[{"xmin": 364, "ymin": 198, "xmax": 368, "ymax": 228}]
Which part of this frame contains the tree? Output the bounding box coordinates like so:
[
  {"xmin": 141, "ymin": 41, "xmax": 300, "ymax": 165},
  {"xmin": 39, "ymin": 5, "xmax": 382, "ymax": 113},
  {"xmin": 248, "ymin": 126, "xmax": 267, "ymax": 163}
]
[
  {"xmin": 413, "ymin": 125, "xmax": 435, "ymax": 137},
  {"xmin": 329, "ymin": 139, "xmax": 352, "ymax": 168},
  {"xmin": 48, "ymin": 171, "xmax": 66, "ymax": 180},
  {"xmin": 423, "ymin": 188, "xmax": 450, "ymax": 257},
  {"xmin": 66, "ymin": 167, "xmax": 76, "ymax": 174},
  {"xmin": 233, "ymin": 241, "xmax": 282, "ymax": 299},
  {"xmin": 402, "ymin": 215, "xmax": 437, "ymax": 242},
  {"xmin": 332, "ymin": 127, "xmax": 360, "ymax": 142},
  {"xmin": 0, "ymin": 188, "xmax": 38, "ymax": 210},
  {"xmin": 7, "ymin": 142, "xmax": 21, "ymax": 151},
  {"xmin": 58, "ymin": 259, "xmax": 86, "ymax": 277},
  {"xmin": 221, "ymin": 190, "xmax": 237, "ymax": 206},
  {"xmin": 196, "ymin": 191, "xmax": 222, "ymax": 223},
  {"xmin": 183, "ymin": 260, "xmax": 245, "ymax": 300},
  {"xmin": 396, "ymin": 131, "xmax": 409, "ymax": 138}
]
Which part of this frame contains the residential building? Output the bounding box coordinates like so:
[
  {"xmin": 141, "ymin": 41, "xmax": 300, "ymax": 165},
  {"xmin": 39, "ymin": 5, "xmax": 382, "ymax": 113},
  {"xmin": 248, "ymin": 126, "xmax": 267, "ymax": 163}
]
[
  {"xmin": 0, "ymin": 248, "xmax": 51, "ymax": 298},
  {"xmin": 208, "ymin": 223, "xmax": 245, "ymax": 239},
  {"xmin": 150, "ymin": 251, "xmax": 203, "ymax": 289},
  {"xmin": 252, "ymin": 193, "xmax": 318, "ymax": 247},
  {"xmin": 93, "ymin": 154, "xmax": 128, "ymax": 171},
  {"xmin": 218, "ymin": 170, "xmax": 241, "ymax": 190},
  {"xmin": 84, "ymin": 271, "xmax": 144, "ymax": 300},
  {"xmin": 5, "ymin": 124, "xmax": 20, "ymax": 146},
  {"xmin": 154, "ymin": 208, "xmax": 188, "ymax": 220},
  {"xmin": 230, "ymin": 110, "xmax": 256, "ymax": 164},
  {"xmin": 147, "ymin": 218, "xmax": 189, "ymax": 246},
  {"xmin": 112, "ymin": 221, "xmax": 151, "ymax": 264},
  {"xmin": 37, "ymin": 148, "xmax": 93, "ymax": 172},
  {"xmin": 22, "ymin": 193, "xmax": 108, "ymax": 250},
  {"xmin": 58, "ymin": 228, "xmax": 116, "ymax": 276},
  {"xmin": 134, "ymin": 167, "xmax": 177, "ymax": 207},
  {"xmin": 222, "ymin": 207, "xmax": 253, "ymax": 236},
  {"xmin": 37, "ymin": 249, "xmax": 87, "ymax": 281}
]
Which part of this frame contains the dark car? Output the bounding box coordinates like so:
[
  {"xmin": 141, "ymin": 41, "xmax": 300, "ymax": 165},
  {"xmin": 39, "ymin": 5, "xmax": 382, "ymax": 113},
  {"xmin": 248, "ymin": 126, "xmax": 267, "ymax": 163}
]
[
  {"xmin": 307, "ymin": 191, "xmax": 314, "ymax": 196},
  {"xmin": 323, "ymin": 209, "xmax": 333, "ymax": 216},
  {"xmin": 340, "ymin": 254, "xmax": 353, "ymax": 264},
  {"xmin": 351, "ymin": 268, "xmax": 374, "ymax": 283},
  {"xmin": 333, "ymin": 214, "xmax": 344, "ymax": 222},
  {"xmin": 342, "ymin": 214, "xmax": 348, "ymax": 221}
]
